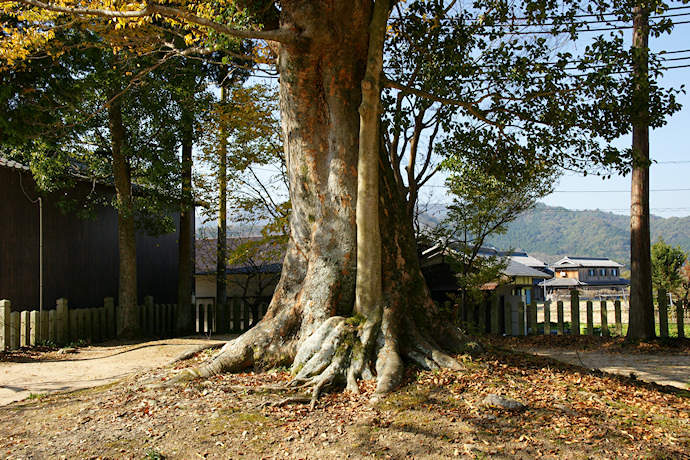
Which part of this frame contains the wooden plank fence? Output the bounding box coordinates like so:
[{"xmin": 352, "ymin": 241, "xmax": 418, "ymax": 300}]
[
  {"xmin": 195, "ymin": 296, "xmax": 270, "ymax": 335},
  {"xmin": 468, "ymin": 288, "xmax": 689, "ymax": 338}
]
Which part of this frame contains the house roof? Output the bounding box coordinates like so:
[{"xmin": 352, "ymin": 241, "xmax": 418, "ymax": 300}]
[
  {"xmin": 542, "ymin": 277, "xmax": 630, "ymax": 287},
  {"xmin": 419, "ymin": 243, "xmax": 552, "ymax": 280},
  {"xmin": 196, "ymin": 237, "xmax": 286, "ymax": 275},
  {"xmin": 550, "ymin": 256, "xmax": 624, "ymax": 269},
  {"xmin": 0, "ymin": 157, "xmax": 31, "ymax": 172},
  {"xmin": 499, "ymin": 251, "xmax": 550, "ymax": 270},
  {"xmin": 542, "ymin": 277, "xmax": 584, "ymax": 287},
  {"xmin": 503, "ymin": 259, "xmax": 552, "ymax": 279}
]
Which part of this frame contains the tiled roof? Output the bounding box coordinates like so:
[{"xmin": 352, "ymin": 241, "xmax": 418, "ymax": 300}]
[
  {"xmin": 499, "ymin": 251, "xmax": 549, "ymax": 269},
  {"xmin": 543, "ymin": 277, "xmax": 630, "ymax": 287},
  {"xmin": 419, "ymin": 243, "xmax": 552, "ymax": 279},
  {"xmin": 551, "ymin": 256, "xmax": 624, "ymax": 269},
  {"xmin": 503, "ymin": 259, "xmax": 552, "ymax": 279},
  {"xmin": 0, "ymin": 157, "xmax": 30, "ymax": 171}
]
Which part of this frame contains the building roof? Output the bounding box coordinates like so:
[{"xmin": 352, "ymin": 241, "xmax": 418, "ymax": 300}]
[
  {"xmin": 498, "ymin": 251, "xmax": 549, "ymax": 270},
  {"xmin": 503, "ymin": 259, "xmax": 552, "ymax": 279},
  {"xmin": 550, "ymin": 256, "xmax": 624, "ymax": 269},
  {"xmin": 542, "ymin": 277, "xmax": 630, "ymax": 288},
  {"xmin": 0, "ymin": 157, "xmax": 31, "ymax": 172},
  {"xmin": 420, "ymin": 243, "xmax": 552, "ymax": 280}
]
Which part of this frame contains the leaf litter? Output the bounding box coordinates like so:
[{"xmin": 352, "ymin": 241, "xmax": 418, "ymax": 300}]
[{"xmin": 0, "ymin": 338, "xmax": 688, "ymax": 459}]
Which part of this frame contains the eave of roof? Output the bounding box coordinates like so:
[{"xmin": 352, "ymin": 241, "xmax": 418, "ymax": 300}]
[
  {"xmin": 551, "ymin": 256, "xmax": 624, "ymax": 269},
  {"xmin": 0, "ymin": 157, "xmax": 30, "ymax": 172}
]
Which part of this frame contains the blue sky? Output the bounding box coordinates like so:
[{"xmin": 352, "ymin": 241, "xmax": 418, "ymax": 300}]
[{"xmin": 541, "ymin": 18, "xmax": 690, "ymax": 218}]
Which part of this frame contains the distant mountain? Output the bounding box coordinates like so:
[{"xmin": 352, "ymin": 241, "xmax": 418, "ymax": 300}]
[{"xmin": 486, "ymin": 203, "xmax": 690, "ymax": 267}]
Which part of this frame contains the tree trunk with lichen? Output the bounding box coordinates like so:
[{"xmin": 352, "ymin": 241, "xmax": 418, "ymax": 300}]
[{"xmin": 187, "ymin": 1, "xmax": 470, "ymax": 399}]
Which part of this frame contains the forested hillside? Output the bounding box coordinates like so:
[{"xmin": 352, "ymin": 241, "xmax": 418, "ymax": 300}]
[{"xmin": 486, "ymin": 204, "xmax": 690, "ymax": 266}]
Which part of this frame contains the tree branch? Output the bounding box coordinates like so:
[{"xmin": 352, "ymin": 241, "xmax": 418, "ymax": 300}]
[{"xmin": 12, "ymin": 0, "xmax": 299, "ymax": 45}]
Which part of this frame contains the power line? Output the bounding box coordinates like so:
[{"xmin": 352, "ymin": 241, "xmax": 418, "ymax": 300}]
[
  {"xmin": 392, "ymin": 5, "xmax": 690, "ymax": 24},
  {"xmin": 553, "ymin": 188, "xmax": 690, "ymax": 193}
]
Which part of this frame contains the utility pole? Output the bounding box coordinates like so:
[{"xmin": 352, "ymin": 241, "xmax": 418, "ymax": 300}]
[{"xmin": 627, "ymin": 3, "xmax": 655, "ymax": 340}]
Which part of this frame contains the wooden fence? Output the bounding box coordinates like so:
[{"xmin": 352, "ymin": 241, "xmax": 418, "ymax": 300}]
[
  {"xmin": 195, "ymin": 296, "xmax": 270, "ymax": 335},
  {"xmin": 0, "ymin": 296, "xmax": 180, "ymax": 351},
  {"xmin": 0, "ymin": 295, "xmax": 271, "ymax": 350},
  {"xmin": 467, "ymin": 288, "xmax": 688, "ymax": 338}
]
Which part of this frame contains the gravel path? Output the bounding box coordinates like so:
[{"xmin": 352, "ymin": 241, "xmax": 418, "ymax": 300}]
[{"xmin": 0, "ymin": 336, "xmax": 234, "ymax": 406}]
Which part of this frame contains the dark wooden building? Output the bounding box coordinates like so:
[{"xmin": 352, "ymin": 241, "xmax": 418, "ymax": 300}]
[{"xmin": 0, "ymin": 158, "xmax": 183, "ymax": 311}]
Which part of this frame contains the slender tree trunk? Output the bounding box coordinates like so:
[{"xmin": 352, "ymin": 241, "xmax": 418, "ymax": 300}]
[
  {"xmin": 216, "ymin": 85, "xmax": 228, "ymax": 308},
  {"xmin": 108, "ymin": 94, "xmax": 139, "ymax": 338},
  {"xmin": 628, "ymin": 4, "xmax": 655, "ymax": 340},
  {"xmin": 184, "ymin": 1, "xmax": 470, "ymax": 398},
  {"xmin": 177, "ymin": 111, "xmax": 195, "ymax": 334}
]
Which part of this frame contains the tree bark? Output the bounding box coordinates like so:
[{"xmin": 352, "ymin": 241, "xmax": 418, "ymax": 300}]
[
  {"xmin": 216, "ymin": 84, "xmax": 228, "ymax": 309},
  {"xmin": 628, "ymin": 4, "xmax": 655, "ymax": 340},
  {"xmin": 107, "ymin": 94, "xmax": 139, "ymax": 338},
  {"xmin": 177, "ymin": 110, "xmax": 195, "ymax": 335},
  {"xmin": 184, "ymin": 0, "xmax": 470, "ymax": 399}
]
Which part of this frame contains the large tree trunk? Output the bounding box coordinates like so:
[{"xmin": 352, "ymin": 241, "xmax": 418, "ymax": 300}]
[
  {"xmin": 186, "ymin": 1, "xmax": 469, "ymax": 399},
  {"xmin": 177, "ymin": 111, "xmax": 195, "ymax": 335},
  {"xmin": 108, "ymin": 94, "xmax": 139, "ymax": 338}
]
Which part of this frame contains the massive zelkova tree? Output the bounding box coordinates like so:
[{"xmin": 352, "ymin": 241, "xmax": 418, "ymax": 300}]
[{"xmin": 1, "ymin": 0, "xmax": 682, "ymax": 397}]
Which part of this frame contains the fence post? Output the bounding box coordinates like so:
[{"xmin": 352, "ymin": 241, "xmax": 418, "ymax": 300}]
[
  {"xmin": 146, "ymin": 301, "xmax": 154, "ymax": 336},
  {"xmin": 104, "ymin": 297, "xmax": 115, "ymax": 339},
  {"xmin": 586, "ymin": 300, "xmax": 594, "ymax": 336},
  {"xmin": 518, "ymin": 302, "xmax": 526, "ymax": 336},
  {"xmin": 543, "ymin": 301, "xmax": 551, "ymax": 335},
  {"xmin": 91, "ymin": 308, "xmax": 100, "ymax": 342},
  {"xmin": 215, "ymin": 300, "xmax": 225, "ymax": 334},
  {"xmin": 557, "ymin": 300, "xmax": 564, "ymax": 335},
  {"xmin": 162, "ymin": 304, "xmax": 169, "ymax": 335},
  {"xmin": 0, "ymin": 300, "xmax": 10, "ymax": 351},
  {"xmin": 614, "ymin": 300, "xmax": 623, "ymax": 336},
  {"xmin": 48, "ymin": 309, "xmax": 56, "ymax": 343},
  {"xmin": 142, "ymin": 296, "xmax": 152, "ymax": 335},
  {"xmin": 233, "ymin": 296, "xmax": 242, "ymax": 333},
  {"xmin": 528, "ymin": 301, "xmax": 537, "ymax": 335},
  {"xmin": 658, "ymin": 288, "xmax": 668, "ymax": 338},
  {"xmin": 571, "ymin": 289, "xmax": 580, "ymax": 335},
  {"xmin": 30, "ymin": 310, "xmax": 39, "ymax": 345},
  {"xmin": 678, "ymin": 301, "xmax": 685, "ymax": 339},
  {"xmin": 491, "ymin": 297, "xmax": 500, "ymax": 335},
  {"xmin": 478, "ymin": 299, "xmax": 487, "ymax": 333},
  {"xmin": 10, "ymin": 311, "xmax": 20, "ymax": 350},
  {"xmin": 195, "ymin": 301, "xmax": 200, "ymax": 333},
  {"xmin": 601, "ymin": 301, "xmax": 609, "ymax": 337},
  {"xmin": 20, "ymin": 311, "xmax": 30, "ymax": 347},
  {"xmin": 79, "ymin": 309, "xmax": 87, "ymax": 340},
  {"xmin": 40, "ymin": 310, "xmax": 49, "ymax": 343},
  {"xmin": 69, "ymin": 308, "xmax": 78, "ymax": 343}
]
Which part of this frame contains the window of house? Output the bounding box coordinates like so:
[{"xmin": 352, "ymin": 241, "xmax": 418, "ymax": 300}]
[
  {"xmin": 588, "ymin": 269, "xmax": 596, "ymax": 276},
  {"xmin": 612, "ymin": 268, "xmax": 619, "ymax": 277},
  {"xmin": 600, "ymin": 269, "xmax": 606, "ymax": 276}
]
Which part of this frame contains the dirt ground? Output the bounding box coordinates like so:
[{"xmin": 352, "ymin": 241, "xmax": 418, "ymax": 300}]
[
  {"xmin": 0, "ymin": 335, "xmax": 234, "ymax": 406},
  {"xmin": 0, "ymin": 335, "xmax": 688, "ymax": 459},
  {"xmin": 492, "ymin": 335, "xmax": 690, "ymax": 390}
]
